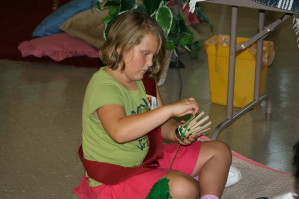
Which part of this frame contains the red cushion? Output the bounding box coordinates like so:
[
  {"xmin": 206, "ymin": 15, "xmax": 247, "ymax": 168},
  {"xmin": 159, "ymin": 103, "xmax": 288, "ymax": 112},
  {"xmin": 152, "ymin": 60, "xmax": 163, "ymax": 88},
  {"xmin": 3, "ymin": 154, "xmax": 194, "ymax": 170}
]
[{"xmin": 18, "ymin": 33, "xmax": 99, "ymax": 61}]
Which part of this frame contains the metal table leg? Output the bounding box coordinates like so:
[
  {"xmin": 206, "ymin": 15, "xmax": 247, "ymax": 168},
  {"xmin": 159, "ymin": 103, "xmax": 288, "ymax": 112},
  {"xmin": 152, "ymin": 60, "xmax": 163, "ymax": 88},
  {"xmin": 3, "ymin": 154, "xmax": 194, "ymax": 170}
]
[{"xmin": 210, "ymin": 6, "xmax": 238, "ymax": 140}]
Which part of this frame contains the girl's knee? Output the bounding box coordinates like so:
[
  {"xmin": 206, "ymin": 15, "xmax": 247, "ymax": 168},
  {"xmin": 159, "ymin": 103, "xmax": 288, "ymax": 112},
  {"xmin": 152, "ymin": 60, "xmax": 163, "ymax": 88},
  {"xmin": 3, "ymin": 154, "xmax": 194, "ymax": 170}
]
[
  {"xmin": 167, "ymin": 171, "xmax": 199, "ymax": 199},
  {"xmin": 214, "ymin": 141, "xmax": 232, "ymax": 163},
  {"xmin": 203, "ymin": 141, "xmax": 232, "ymax": 162},
  {"xmin": 215, "ymin": 140, "xmax": 231, "ymax": 153}
]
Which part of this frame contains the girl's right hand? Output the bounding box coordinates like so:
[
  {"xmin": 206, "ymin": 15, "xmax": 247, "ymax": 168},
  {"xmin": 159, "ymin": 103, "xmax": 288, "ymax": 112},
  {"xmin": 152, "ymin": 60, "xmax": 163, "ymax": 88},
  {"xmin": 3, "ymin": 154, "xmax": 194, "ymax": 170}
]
[{"xmin": 170, "ymin": 97, "xmax": 199, "ymax": 117}]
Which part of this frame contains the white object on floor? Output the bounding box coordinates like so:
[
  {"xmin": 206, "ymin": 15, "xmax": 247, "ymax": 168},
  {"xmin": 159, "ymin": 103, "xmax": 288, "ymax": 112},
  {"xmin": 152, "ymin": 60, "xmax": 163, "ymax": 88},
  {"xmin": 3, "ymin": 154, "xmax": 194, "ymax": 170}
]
[
  {"xmin": 273, "ymin": 192, "xmax": 298, "ymax": 199},
  {"xmin": 225, "ymin": 166, "xmax": 242, "ymax": 187}
]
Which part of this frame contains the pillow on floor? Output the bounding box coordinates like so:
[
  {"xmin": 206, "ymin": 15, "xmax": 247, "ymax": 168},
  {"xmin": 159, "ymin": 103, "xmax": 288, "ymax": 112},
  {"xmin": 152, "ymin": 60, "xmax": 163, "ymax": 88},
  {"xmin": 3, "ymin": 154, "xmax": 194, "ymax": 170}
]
[
  {"xmin": 60, "ymin": 8, "xmax": 108, "ymax": 49},
  {"xmin": 32, "ymin": 0, "xmax": 97, "ymax": 37},
  {"xmin": 18, "ymin": 33, "xmax": 99, "ymax": 61}
]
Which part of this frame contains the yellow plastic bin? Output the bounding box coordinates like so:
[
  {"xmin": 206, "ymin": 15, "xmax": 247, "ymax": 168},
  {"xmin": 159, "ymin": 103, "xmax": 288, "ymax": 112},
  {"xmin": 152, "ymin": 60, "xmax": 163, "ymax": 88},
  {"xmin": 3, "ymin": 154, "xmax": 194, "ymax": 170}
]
[{"xmin": 205, "ymin": 35, "xmax": 275, "ymax": 108}]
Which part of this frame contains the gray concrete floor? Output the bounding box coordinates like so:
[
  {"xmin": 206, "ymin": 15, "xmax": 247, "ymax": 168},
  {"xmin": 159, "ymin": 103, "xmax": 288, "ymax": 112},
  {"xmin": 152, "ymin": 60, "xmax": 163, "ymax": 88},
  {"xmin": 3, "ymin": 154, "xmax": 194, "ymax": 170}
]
[{"xmin": 1, "ymin": 3, "xmax": 298, "ymax": 199}]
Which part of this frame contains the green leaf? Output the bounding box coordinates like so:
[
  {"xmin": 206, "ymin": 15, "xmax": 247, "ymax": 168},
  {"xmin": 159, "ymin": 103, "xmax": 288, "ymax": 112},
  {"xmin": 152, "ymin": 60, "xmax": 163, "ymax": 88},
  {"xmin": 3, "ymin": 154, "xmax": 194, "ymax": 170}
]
[
  {"xmin": 155, "ymin": 7, "xmax": 173, "ymax": 37},
  {"xmin": 109, "ymin": 6, "xmax": 120, "ymax": 16},
  {"xmin": 102, "ymin": 6, "xmax": 120, "ymax": 23},
  {"xmin": 143, "ymin": 0, "xmax": 163, "ymax": 15},
  {"xmin": 195, "ymin": 5, "xmax": 214, "ymax": 34},
  {"xmin": 170, "ymin": 10, "xmax": 189, "ymax": 34},
  {"xmin": 95, "ymin": 2, "xmax": 102, "ymax": 11},
  {"xmin": 168, "ymin": 11, "xmax": 178, "ymax": 33},
  {"xmin": 103, "ymin": 16, "xmax": 118, "ymax": 40},
  {"xmin": 103, "ymin": 0, "xmax": 121, "ymax": 8},
  {"xmin": 103, "ymin": 6, "xmax": 120, "ymax": 39},
  {"xmin": 166, "ymin": 41, "xmax": 176, "ymax": 51},
  {"xmin": 166, "ymin": 33, "xmax": 178, "ymax": 50},
  {"xmin": 120, "ymin": 0, "xmax": 136, "ymax": 12},
  {"xmin": 189, "ymin": 40, "xmax": 203, "ymax": 59},
  {"xmin": 178, "ymin": 12, "xmax": 189, "ymax": 33},
  {"xmin": 179, "ymin": 31, "xmax": 194, "ymax": 47},
  {"xmin": 102, "ymin": 15, "xmax": 111, "ymax": 24}
]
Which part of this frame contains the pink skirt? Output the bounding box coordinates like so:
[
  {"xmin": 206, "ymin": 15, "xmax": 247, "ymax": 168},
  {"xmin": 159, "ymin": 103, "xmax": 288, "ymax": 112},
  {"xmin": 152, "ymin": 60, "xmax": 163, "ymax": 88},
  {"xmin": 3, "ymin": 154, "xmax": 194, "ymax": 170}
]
[{"xmin": 73, "ymin": 141, "xmax": 201, "ymax": 199}]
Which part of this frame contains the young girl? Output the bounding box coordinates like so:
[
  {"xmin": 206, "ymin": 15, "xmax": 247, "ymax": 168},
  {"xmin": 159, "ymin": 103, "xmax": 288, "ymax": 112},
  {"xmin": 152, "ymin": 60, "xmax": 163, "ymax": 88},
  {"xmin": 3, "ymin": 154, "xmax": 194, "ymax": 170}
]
[{"xmin": 74, "ymin": 9, "xmax": 232, "ymax": 199}]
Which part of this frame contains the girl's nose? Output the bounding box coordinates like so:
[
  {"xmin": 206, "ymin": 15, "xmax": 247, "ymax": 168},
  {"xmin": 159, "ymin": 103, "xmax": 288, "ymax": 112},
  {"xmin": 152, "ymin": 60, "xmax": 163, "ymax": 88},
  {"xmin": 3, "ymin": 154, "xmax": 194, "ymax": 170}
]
[{"xmin": 146, "ymin": 56, "xmax": 154, "ymax": 67}]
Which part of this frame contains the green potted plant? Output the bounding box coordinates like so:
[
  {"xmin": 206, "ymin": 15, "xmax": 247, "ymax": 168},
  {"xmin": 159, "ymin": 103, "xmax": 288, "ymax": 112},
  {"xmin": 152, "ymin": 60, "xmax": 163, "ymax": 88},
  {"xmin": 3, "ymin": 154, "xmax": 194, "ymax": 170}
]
[{"xmin": 96, "ymin": 0, "xmax": 212, "ymax": 59}]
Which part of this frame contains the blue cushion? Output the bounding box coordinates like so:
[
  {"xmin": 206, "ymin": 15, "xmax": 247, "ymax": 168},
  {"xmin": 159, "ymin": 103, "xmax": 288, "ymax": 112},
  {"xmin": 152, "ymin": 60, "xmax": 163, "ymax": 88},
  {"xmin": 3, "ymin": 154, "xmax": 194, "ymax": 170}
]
[{"xmin": 32, "ymin": 0, "xmax": 97, "ymax": 37}]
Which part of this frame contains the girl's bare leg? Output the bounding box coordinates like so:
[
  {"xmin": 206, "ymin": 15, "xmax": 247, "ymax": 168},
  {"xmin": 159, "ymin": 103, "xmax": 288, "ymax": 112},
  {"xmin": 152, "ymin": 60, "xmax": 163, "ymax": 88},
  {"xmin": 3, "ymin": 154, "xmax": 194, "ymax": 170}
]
[
  {"xmin": 167, "ymin": 170, "xmax": 200, "ymax": 199},
  {"xmin": 192, "ymin": 141, "xmax": 232, "ymax": 198}
]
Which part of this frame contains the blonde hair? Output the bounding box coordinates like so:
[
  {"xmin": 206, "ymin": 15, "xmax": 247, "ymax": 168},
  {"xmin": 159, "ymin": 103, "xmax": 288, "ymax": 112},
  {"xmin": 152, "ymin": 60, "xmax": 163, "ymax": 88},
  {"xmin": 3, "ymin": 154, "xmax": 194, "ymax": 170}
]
[{"xmin": 100, "ymin": 9, "xmax": 166, "ymax": 78}]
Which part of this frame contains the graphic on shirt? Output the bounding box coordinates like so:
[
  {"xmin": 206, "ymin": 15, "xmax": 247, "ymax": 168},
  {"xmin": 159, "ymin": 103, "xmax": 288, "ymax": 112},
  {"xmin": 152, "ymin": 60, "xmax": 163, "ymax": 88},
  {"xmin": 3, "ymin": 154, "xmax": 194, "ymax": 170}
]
[
  {"xmin": 129, "ymin": 96, "xmax": 151, "ymax": 152},
  {"xmin": 131, "ymin": 97, "xmax": 150, "ymax": 115},
  {"xmin": 137, "ymin": 136, "xmax": 149, "ymax": 151}
]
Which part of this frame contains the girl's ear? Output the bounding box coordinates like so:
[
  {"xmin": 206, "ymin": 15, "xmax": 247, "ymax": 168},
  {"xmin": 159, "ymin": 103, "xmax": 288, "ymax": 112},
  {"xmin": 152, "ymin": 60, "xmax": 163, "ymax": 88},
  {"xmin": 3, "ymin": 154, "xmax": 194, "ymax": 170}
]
[{"xmin": 116, "ymin": 47, "xmax": 121, "ymax": 54}]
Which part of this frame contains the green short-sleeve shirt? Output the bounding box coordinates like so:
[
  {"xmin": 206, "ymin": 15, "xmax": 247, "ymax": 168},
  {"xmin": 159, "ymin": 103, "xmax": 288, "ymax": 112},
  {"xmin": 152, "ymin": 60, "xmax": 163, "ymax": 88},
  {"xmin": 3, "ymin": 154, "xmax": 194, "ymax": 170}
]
[{"xmin": 82, "ymin": 67, "xmax": 150, "ymax": 186}]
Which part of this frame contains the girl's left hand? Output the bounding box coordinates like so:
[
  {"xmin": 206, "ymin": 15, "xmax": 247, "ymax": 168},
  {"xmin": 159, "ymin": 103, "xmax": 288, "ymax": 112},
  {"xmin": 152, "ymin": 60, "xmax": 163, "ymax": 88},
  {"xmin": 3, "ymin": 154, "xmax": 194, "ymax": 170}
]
[
  {"xmin": 175, "ymin": 120, "xmax": 200, "ymax": 145},
  {"xmin": 178, "ymin": 135, "xmax": 200, "ymax": 145}
]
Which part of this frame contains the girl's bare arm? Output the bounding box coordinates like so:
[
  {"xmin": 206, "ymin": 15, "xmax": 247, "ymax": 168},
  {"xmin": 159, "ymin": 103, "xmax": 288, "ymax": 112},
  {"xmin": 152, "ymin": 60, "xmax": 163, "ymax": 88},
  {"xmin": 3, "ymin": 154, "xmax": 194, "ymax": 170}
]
[{"xmin": 96, "ymin": 88, "xmax": 198, "ymax": 143}]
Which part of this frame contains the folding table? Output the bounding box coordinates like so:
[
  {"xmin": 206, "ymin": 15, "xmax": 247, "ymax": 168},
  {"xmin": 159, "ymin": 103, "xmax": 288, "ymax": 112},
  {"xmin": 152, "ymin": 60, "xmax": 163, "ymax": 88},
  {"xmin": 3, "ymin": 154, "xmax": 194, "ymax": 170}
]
[{"xmin": 199, "ymin": 0, "xmax": 298, "ymax": 140}]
